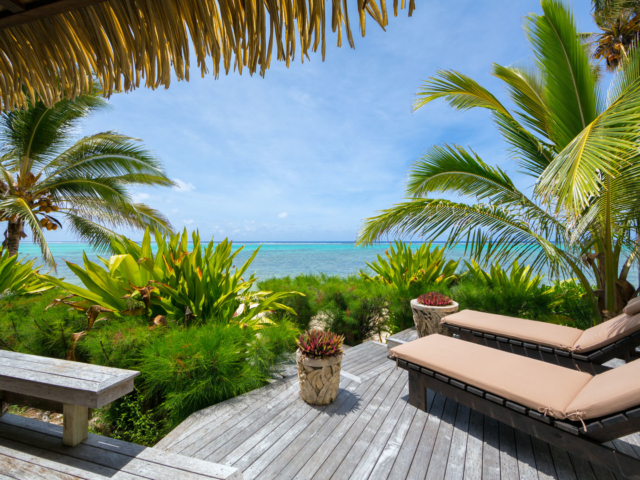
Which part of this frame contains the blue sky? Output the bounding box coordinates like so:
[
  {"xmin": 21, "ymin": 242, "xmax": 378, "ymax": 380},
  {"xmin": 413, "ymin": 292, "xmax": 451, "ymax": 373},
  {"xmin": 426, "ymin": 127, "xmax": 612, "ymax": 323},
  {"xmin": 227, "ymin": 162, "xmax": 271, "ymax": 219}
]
[{"xmin": 52, "ymin": 0, "xmax": 596, "ymax": 242}]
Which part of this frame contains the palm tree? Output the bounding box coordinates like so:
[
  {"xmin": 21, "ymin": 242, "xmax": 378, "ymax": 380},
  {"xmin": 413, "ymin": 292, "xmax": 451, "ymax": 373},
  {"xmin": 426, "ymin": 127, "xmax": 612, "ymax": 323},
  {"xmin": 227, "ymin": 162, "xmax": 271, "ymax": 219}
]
[
  {"xmin": 0, "ymin": 89, "xmax": 174, "ymax": 266},
  {"xmin": 357, "ymin": 0, "xmax": 640, "ymax": 321},
  {"xmin": 593, "ymin": 12, "xmax": 640, "ymax": 71}
]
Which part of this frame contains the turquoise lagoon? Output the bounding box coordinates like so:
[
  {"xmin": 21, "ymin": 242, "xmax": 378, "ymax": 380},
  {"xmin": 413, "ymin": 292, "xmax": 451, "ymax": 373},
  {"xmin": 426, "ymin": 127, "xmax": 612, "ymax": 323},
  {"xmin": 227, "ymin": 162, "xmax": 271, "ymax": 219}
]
[{"xmin": 16, "ymin": 241, "xmax": 639, "ymax": 287}]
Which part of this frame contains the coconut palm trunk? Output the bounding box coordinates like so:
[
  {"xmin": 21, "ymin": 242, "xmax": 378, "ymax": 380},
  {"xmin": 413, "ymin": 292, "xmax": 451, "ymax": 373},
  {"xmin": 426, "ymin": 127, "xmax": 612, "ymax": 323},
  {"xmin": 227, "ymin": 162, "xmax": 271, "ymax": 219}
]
[{"xmin": 4, "ymin": 218, "xmax": 25, "ymax": 256}]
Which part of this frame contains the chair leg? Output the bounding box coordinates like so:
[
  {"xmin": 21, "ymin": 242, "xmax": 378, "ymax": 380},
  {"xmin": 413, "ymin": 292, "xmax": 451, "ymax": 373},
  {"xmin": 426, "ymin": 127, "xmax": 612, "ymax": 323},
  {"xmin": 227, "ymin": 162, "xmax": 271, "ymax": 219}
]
[
  {"xmin": 408, "ymin": 370, "xmax": 428, "ymax": 411},
  {"xmin": 62, "ymin": 404, "xmax": 88, "ymax": 447}
]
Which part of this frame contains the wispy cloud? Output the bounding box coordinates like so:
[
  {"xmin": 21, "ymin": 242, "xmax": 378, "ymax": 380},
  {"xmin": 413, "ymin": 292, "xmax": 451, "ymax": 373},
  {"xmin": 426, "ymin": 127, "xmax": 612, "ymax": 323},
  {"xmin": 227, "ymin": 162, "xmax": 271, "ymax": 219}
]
[
  {"xmin": 132, "ymin": 192, "xmax": 150, "ymax": 203},
  {"xmin": 183, "ymin": 219, "xmax": 194, "ymax": 225},
  {"xmin": 173, "ymin": 179, "xmax": 196, "ymax": 192},
  {"xmin": 277, "ymin": 212, "xmax": 288, "ymax": 219}
]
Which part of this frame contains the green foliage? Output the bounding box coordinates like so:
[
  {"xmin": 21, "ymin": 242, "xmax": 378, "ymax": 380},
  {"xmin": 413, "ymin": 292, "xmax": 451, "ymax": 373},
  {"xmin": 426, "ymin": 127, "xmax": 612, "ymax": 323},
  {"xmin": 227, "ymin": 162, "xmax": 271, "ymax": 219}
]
[
  {"xmin": 463, "ymin": 260, "xmax": 546, "ymax": 296},
  {"xmin": 257, "ymin": 275, "xmax": 320, "ymax": 330},
  {"xmin": 41, "ymin": 229, "xmax": 300, "ymax": 327},
  {"xmin": 359, "ymin": 240, "xmax": 459, "ymax": 291},
  {"xmin": 0, "ymin": 249, "xmax": 52, "ymax": 296},
  {"xmin": 107, "ymin": 390, "xmax": 167, "ymax": 446},
  {"xmin": 137, "ymin": 323, "xmax": 275, "ymax": 427}
]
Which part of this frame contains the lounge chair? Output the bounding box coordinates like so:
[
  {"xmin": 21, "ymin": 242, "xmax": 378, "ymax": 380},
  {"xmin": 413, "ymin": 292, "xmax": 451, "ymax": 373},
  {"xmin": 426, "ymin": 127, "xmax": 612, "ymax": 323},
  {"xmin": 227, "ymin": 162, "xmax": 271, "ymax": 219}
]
[
  {"xmin": 440, "ymin": 298, "xmax": 640, "ymax": 374},
  {"xmin": 389, "ymin": 334, "xmax": 640, "ymax": 479}
]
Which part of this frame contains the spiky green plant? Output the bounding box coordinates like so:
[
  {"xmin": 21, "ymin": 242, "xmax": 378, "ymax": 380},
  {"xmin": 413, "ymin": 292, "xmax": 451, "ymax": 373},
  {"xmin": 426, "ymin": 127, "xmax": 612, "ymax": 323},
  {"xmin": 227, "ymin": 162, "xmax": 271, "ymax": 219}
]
[
  {"xmin": 40, "ymin": 228, "xmax": 300, "ymax": 326},
  {"xmin": 358, "ymin": 240, "xmax": 459, "ymax": 291},
  {"xmin": 463, "ymin": 260, "xmax": 547, "ymax": 297},
  {"xmin": 0, "ymin": 248, "xmax": 51, "ymax": 296}
]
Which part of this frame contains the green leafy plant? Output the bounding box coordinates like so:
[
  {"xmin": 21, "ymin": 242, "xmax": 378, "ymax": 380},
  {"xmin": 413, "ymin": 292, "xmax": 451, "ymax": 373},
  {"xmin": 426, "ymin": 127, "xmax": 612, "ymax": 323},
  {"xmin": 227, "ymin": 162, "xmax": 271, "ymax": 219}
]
[
  {"xmin": 0, "ymin": 248, "xmax": 52, "ymax": 296},
  {"xmin": 359, "ymin": 240, "xmax": 459, "ymax": 291},
  {"xmin": 296, "ymin": 330, "xmax": 344, "ymax": 359},
  {"xmin": 322, "ymin": 291, "xmax": 388, "ymax": 345},
  {"xmin": 463, "ymin": 260, "xmax": 546, "ymax": 296},
  {"xmin": 41, "ymin": 228, "xmax": 301, "ymax": 326},
  {"xmin": 417, "ymin": 292, "xmax": 453, "ymax": 306}
]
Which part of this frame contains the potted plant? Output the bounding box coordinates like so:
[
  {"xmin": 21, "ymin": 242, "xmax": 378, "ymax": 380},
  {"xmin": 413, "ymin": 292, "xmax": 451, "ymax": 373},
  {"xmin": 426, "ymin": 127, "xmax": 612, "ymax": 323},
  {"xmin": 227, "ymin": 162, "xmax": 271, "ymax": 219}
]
[
  {"xmin": 296, "ymin": 330, "xmax": 344, "ymax": 405},
  {"xmin": 411, "ymin": 292, "xmax": 459, "ymax": 337}
]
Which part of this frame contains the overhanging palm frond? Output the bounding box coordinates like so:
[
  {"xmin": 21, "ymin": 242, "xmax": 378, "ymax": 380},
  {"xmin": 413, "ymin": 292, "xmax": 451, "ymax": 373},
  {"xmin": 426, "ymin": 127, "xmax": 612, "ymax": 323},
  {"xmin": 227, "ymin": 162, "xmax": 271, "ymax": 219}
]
[
  {"xmin": 525, "ymin": 0, "xmax": 600, "ymax": 149},
  {"xmin": 414, "ymin": 70, "xmax": 509, "ymax": 114},
  {"xmin": 356, "ymin": 198, "xmax": 576, "ymax": 275},
  {"xmin": 492, "ymin": 63, "xmax": 552, "ymax": 139},
  {"xmin": 63, "ymin": 214, "xmax": 122, "ymax": 252}
]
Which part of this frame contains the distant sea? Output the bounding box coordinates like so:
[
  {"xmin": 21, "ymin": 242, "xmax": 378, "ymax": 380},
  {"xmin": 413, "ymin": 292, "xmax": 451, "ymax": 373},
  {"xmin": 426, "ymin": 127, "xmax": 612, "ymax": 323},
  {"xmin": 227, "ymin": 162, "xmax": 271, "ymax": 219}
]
[{"xmin": 16, "ymin": 241, "xmax": 639, "ymax": 288}]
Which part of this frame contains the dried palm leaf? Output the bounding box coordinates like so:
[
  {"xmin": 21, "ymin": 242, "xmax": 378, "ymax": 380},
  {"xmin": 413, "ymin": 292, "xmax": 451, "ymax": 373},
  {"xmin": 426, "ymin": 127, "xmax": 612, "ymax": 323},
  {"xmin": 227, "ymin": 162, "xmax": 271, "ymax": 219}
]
[{"xmin": 0, "ymin": 0, "xmax": 415, "ymax": 112}]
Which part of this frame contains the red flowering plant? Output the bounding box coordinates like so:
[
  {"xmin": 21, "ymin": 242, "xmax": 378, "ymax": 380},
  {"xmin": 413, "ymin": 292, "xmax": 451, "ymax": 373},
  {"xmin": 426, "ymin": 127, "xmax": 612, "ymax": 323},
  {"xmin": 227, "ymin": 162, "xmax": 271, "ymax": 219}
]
[
  {"xmin": 296, "ymin": 330, "xmax": 344, "ymax": 359},
  {"xmin": 417, "ymin": 292, "xmax": 453, "ymax": 307}
]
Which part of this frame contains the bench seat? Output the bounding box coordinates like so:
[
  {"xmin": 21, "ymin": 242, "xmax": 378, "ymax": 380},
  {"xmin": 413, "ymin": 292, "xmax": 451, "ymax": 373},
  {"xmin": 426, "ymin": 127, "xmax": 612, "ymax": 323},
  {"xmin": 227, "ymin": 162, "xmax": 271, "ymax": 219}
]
[
  {"xmin": 0, "ymin": 413, "xmax": 243, "ymax": 479},
  {"xmin": 0, "ymin": 350, "xmax": 139, "ymax": 446}
]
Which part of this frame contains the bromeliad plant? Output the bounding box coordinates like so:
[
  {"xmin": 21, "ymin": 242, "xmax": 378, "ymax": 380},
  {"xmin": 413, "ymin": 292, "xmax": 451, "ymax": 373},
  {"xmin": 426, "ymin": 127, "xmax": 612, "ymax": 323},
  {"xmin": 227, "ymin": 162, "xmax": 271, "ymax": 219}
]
[
  {"xmin": 296, "ymin": 330, "xmax": 344, "ymax": 359},
  {"xmin": 41, "ymin": 228, "xmax": 301, "ymax": 328},
  {"xmin": 417, "ymin": 292, "xmax": 453, "ymax": 306},
  {"xmin": 358, "ymin": 240, "xmax": 459, "ymax": 291}
]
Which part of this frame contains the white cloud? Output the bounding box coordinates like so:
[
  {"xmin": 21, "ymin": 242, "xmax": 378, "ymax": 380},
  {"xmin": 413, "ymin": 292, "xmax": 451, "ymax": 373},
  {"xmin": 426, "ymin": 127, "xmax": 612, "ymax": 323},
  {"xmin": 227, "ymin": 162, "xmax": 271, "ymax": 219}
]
[
  {"xmin": 173, "ymin": 179, "xmax": 196, "ymax": 192},
  {"xmin": 277, "ymin": 212, "xmax": 288, "ymax": 219},
  {"xmin": 183, "ymin": 219, "xmax": 194, "ymax": 225},
  {"xmin": 132, "ymin": 192, "xmax": 150, "ymax": 203}
]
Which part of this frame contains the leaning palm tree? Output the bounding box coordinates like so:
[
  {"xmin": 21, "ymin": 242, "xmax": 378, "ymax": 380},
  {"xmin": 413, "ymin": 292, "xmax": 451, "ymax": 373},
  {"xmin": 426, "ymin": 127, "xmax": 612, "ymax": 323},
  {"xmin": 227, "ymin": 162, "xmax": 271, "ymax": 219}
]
[
  {"xmin": 358, "ymin": 0, "xmax": 640, "ymax": 321},
  {"xmin": 0, "ymin": 89, "xmax": 174, "ymax": 266}
]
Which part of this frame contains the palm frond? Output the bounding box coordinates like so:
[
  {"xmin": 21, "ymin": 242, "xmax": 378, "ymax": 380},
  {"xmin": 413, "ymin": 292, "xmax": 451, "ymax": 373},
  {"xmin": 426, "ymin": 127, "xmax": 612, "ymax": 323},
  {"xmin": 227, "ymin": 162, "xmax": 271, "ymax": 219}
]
[
  {"xmin": 492, "ymin": 63, "xmax": 552, "ymax": 139},
  {"xmin": 414, "ymin": 70, "xmax": 509, "ymax": 114},
  {"xmin": 525, "ymin": 0, "xmax": 600, "ymax": 149}
]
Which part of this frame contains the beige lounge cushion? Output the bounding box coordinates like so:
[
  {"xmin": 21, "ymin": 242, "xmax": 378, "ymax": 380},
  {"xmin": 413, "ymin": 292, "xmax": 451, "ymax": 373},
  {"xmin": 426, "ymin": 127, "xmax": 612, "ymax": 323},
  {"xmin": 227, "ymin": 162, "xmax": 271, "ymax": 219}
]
[
  {"xmin": 573, "ymin": 312, "xmax": 640, "ymax": 353},
  {"xmin": 623, "ymin": 297, "xmax": 640, "ymax": 316},
  {"xmin": 442, "ymin": 310, "xmax": 583, "ymax": 350},
  {"xmin": 389, "ymin": 334, "xmax": 592, "ymax": 419},
  {"xmin": 565, "ymin": 358, "xmax": 640, "ymax": 420}
]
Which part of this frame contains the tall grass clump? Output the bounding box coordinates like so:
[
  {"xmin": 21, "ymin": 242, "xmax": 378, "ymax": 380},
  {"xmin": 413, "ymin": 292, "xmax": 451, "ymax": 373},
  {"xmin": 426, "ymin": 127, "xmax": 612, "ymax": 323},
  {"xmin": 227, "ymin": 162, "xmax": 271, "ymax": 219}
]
[{"xmin": 137, "ymin": 320, "xmax": 297, "ymax": 427}]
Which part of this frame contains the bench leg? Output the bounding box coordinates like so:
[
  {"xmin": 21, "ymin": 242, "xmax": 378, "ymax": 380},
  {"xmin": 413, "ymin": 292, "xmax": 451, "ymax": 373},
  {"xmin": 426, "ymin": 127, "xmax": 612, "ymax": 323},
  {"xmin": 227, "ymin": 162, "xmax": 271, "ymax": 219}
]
[{"xmin": 63, "ymin": 404, "xmax": 88, "ymax": 447}]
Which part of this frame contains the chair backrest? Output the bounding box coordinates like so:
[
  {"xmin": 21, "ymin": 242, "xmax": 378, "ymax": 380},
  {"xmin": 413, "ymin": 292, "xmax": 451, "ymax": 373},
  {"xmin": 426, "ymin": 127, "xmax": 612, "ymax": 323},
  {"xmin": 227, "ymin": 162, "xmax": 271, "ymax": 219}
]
[
  {"xmin": 564, "ymin": 358, "xmax": 640, "ymax": 420},
  {"xmin": 574, "ymin": 312, "xmax": 640, "ymax": 353}
]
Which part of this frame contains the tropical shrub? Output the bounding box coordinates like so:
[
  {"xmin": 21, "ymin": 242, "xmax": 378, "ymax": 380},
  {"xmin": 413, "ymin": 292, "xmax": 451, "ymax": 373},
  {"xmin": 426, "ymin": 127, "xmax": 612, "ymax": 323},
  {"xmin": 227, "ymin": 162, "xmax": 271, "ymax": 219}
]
[
  {"xmin": 41, "ymin": 229, "xmax": 300, "ymax": 326},
  {"xmin": 0, "ymin": 248, "xmax": 52, "ymax": 296},
  {"xmin": 359, "ymin": 240, "xmax": 459, "ymax": 290},
  {"xmin": 296, "ymin": 330, "xmax": 344, "ymax": 359},
  {"xmin": 417, "ymin": 292, "xmax": 453, "ymax": 306},
  {"xmin": 257, "ymin": 275, "xmax": 321, "ymax": 330},
  {"xmin": 463, "ymin": 260, "xmax": 546, "ymax": 296},
  {"xmin": 322, "ymin": 290, "xmax": 388, "ymax": 345}
]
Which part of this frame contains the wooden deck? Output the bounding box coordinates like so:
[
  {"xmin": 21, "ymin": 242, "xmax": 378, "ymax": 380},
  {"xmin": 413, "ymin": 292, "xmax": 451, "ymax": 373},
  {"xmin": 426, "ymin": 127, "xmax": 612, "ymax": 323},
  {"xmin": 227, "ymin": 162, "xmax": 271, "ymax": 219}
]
[{"xmin": 158, "ymin": 339, "xmax": 640, "ymax": 480}]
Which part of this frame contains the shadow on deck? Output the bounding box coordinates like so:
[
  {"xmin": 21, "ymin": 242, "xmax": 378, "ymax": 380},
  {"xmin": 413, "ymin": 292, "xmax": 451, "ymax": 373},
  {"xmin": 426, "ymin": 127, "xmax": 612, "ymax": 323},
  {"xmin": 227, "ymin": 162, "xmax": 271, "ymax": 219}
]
[{"xmin": 157, "ymin": 338, "xmax": 640, "ymax": 480}]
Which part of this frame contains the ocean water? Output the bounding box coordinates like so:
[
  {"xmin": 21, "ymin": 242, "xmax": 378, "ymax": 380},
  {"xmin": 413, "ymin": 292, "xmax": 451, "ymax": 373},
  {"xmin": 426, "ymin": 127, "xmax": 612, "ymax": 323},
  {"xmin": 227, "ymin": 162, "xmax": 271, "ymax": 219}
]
[{"xmin": 15, "ymin": 241, "xmax": 639, "ymax": 288}]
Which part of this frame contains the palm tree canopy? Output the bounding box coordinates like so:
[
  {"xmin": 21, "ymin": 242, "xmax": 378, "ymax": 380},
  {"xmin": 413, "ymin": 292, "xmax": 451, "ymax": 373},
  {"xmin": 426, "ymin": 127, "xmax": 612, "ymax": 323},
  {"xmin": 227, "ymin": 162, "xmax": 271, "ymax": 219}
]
[
  {"xmin": 358, "ymin": 0, "xmax": 640, "ymax": 317},
  {"xmin": 0, "ymin": 89, "xmax": 174, "ymax": 266}
]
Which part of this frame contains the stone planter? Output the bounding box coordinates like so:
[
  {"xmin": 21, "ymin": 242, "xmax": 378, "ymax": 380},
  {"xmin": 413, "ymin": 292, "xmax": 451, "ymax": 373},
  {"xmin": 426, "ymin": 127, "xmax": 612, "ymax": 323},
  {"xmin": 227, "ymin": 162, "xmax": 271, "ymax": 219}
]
[
  {"xmin": 296, "ymin": 351, "xmax": 342, "ymax": 406},
  {"xmin": 410, "ymin": 299, "xmax": 459, "ymax": 338}
]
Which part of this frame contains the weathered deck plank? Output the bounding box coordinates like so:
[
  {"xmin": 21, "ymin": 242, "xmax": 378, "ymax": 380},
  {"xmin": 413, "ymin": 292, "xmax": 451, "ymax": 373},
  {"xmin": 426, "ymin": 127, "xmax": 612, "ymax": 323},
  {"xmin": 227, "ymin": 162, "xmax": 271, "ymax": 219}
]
[{"xmin": 160, "ymin": 337, "xmax": 636, "ymax": 480}]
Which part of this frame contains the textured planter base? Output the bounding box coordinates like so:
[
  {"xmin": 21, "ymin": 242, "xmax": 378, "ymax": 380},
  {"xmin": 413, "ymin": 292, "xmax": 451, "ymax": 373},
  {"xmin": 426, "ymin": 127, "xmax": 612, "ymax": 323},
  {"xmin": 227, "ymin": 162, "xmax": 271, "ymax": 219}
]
[
  {"xmin": 411, "ymin": 299, "xmax": 459, "ymax": 338},
  {"xmin": 296, "ymin": 351, "xmax": 342, "ymax": 405}
]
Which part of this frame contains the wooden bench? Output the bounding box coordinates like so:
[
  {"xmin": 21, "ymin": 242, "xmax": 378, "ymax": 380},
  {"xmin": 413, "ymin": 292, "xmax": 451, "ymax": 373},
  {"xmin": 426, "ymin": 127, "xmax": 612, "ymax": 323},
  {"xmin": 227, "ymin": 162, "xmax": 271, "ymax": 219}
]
[{"xmin": 0, "ymin": 350, "xmax": 139, "ymax": 447}]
